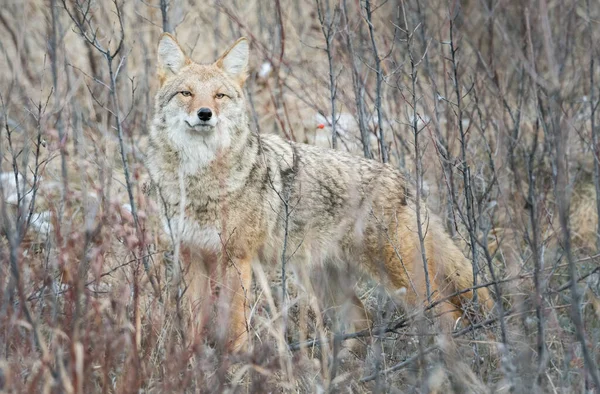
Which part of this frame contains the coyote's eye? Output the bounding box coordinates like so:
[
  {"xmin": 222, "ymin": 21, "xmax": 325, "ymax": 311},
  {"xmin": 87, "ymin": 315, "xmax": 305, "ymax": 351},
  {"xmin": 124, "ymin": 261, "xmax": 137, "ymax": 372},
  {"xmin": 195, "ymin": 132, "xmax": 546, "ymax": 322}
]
[
  {"xmin": 215, "ymin": 93, "xmax": 226, "ymax": 99},
  {"xmin": 180, "ymin": 91, "xmax": 192, "ymax": 97}
]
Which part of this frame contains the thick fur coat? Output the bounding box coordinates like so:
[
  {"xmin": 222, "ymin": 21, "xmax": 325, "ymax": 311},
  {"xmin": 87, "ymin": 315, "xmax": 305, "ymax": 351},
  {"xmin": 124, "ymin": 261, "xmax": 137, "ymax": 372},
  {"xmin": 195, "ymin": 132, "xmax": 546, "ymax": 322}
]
[{"xmin": 146, "ymin": 34, "xmax": 493, "ymax": 350}]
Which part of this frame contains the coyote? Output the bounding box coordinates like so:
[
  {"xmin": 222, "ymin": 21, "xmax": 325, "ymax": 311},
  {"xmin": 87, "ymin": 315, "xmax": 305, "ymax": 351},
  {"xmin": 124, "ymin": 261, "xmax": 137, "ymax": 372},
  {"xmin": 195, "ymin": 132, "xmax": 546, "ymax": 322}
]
[{"xmin": 146, "ymin": 33, "xmax": 494, "ymax": 351}]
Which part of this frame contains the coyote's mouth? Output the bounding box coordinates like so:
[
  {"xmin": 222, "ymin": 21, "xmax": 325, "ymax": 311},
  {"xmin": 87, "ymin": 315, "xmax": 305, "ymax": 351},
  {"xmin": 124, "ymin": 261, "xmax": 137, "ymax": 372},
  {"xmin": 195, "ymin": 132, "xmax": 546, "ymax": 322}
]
[{"xmin": 185, "ymin": 120, "xmax": 215, "ymax": 133}]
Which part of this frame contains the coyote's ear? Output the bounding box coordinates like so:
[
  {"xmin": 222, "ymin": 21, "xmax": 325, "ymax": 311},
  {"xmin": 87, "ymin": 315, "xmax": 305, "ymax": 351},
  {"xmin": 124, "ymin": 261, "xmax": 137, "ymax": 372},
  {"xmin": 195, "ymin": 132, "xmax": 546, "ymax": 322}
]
[
  {"xmin": 216, "ymin": 37, "xmax": 249, "ymax": 83},
  {"xmin": 158, "ymin": 33, "xmax": 188, "ymax": 80}
]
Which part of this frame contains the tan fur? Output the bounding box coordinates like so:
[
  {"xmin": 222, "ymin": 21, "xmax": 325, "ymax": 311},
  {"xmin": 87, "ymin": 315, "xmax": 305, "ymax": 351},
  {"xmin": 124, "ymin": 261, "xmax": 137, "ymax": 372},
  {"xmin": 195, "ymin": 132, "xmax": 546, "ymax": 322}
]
[{"xmin": 146, "ymin": 34, "xmax": 494, "ymax": 351}]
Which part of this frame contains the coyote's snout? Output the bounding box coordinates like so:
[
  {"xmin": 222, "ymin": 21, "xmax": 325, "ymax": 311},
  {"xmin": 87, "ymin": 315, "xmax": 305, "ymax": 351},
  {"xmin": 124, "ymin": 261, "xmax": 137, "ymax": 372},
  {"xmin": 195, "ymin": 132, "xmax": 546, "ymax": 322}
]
[
  {"xmin": 147, "ymin": 33, "xmax": 494, "ymax": 352},
  {"xmin": 185, "ymin": 105, "xmax": 217, "ymax": 130}
]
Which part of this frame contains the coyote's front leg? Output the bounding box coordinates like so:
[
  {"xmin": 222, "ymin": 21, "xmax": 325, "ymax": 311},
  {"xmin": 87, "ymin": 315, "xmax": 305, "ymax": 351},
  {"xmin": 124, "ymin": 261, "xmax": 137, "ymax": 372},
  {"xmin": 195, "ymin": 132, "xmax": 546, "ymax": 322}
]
[{"xmin": 223, "ymin": 256, "xmax": 253, "ymax": 352}]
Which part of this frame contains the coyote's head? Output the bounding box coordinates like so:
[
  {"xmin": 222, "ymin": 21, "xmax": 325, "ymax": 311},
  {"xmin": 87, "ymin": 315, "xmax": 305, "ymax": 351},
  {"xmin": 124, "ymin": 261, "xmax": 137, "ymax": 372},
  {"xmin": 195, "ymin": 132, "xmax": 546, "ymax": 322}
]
[{"xmin": 152, "ymin": 34, "xmax": 249, "ymax": 169}]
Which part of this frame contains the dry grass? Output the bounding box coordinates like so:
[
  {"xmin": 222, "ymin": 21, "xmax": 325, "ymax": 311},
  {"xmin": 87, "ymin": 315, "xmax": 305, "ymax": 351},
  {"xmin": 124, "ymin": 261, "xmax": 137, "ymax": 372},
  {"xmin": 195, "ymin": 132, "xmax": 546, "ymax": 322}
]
[{"xmin": 1, "ymin": 0, "xmax": 599, "ymax": 392}]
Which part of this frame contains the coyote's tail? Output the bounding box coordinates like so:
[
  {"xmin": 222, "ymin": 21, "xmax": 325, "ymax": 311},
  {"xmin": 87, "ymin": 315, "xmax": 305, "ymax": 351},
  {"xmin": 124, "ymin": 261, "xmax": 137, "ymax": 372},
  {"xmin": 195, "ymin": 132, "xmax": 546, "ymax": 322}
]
[{"xmin": 437, "ymin": 234, "xmax": 495, "ymax": 317}]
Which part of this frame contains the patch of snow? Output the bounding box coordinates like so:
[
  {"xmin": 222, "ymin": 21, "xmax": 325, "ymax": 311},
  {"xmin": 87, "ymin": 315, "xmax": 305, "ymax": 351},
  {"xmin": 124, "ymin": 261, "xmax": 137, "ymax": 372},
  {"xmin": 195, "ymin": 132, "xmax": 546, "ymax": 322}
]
[{"xmin": 258, "ymin": 62, "xmax": 272, "ymax": 79}]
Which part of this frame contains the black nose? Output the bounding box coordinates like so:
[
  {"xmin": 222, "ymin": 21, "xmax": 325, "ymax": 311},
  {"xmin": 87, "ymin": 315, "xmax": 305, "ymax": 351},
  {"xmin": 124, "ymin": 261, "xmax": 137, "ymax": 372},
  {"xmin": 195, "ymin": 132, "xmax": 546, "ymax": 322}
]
[{"xmin": 197, "ymin": 107, "xmax": 212, "ymax": 121}]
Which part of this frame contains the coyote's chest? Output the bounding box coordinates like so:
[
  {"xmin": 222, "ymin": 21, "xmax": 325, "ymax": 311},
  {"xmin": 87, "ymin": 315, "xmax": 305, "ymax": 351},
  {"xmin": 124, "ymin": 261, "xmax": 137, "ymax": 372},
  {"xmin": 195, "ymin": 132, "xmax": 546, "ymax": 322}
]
[{"xmin": 154, "ymin": 165, "xmax": 234, "ymax": 252}]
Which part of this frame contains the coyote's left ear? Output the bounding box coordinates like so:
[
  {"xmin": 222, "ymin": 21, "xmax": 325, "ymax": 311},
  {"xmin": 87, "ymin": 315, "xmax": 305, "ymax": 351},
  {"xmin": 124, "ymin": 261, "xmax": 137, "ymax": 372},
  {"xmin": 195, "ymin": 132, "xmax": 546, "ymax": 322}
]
[
  {"xmin": 216, "ymin": 37, "xmax": 249, "ymax": 84},
  {"xmin": 157, "ymin": 33, "xmax": 189, "ymax": 83}
]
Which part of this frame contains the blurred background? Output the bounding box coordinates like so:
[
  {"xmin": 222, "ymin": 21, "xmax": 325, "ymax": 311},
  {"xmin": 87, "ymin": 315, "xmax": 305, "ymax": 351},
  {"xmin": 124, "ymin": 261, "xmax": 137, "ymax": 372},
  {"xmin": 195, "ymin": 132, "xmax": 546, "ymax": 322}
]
[{"xmin": 1, "ymin": 0, "xmax": 599, "ymax": 392}]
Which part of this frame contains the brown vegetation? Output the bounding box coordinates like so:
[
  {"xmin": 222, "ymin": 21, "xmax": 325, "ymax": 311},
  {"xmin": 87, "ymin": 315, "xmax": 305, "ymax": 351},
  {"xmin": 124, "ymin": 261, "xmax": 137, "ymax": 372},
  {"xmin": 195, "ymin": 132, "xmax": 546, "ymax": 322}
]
[{"xmin": 0, "ymin": 0, "xmax": 599, "ymax": 392}]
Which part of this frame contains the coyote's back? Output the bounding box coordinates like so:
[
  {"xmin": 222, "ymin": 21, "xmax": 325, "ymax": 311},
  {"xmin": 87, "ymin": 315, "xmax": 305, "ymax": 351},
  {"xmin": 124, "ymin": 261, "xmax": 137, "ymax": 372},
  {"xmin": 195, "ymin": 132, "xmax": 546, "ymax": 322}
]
[{"xmin": 146, "ymin": 33, "xmax": 494, "ymax": 351}]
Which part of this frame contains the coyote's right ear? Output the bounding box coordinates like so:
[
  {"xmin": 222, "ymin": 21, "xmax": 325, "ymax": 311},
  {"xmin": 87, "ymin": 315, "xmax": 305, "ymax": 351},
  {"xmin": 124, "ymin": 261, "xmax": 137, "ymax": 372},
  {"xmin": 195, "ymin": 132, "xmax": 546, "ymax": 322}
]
[
  {"xmin": 157, "ymin": 33, "xmax": 188, "ymax": 82},
  {"xmin": 216, "ymin": 37, "xmax": 249, "ymax": 84}
]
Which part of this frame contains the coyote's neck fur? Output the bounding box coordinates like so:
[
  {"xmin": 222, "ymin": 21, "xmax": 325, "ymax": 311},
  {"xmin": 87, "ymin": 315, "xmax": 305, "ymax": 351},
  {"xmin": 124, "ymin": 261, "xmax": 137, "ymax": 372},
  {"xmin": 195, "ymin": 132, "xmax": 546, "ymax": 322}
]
[{"xmin": 150, "ymin": 112, "xmax": 254, "ymax": 178}]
